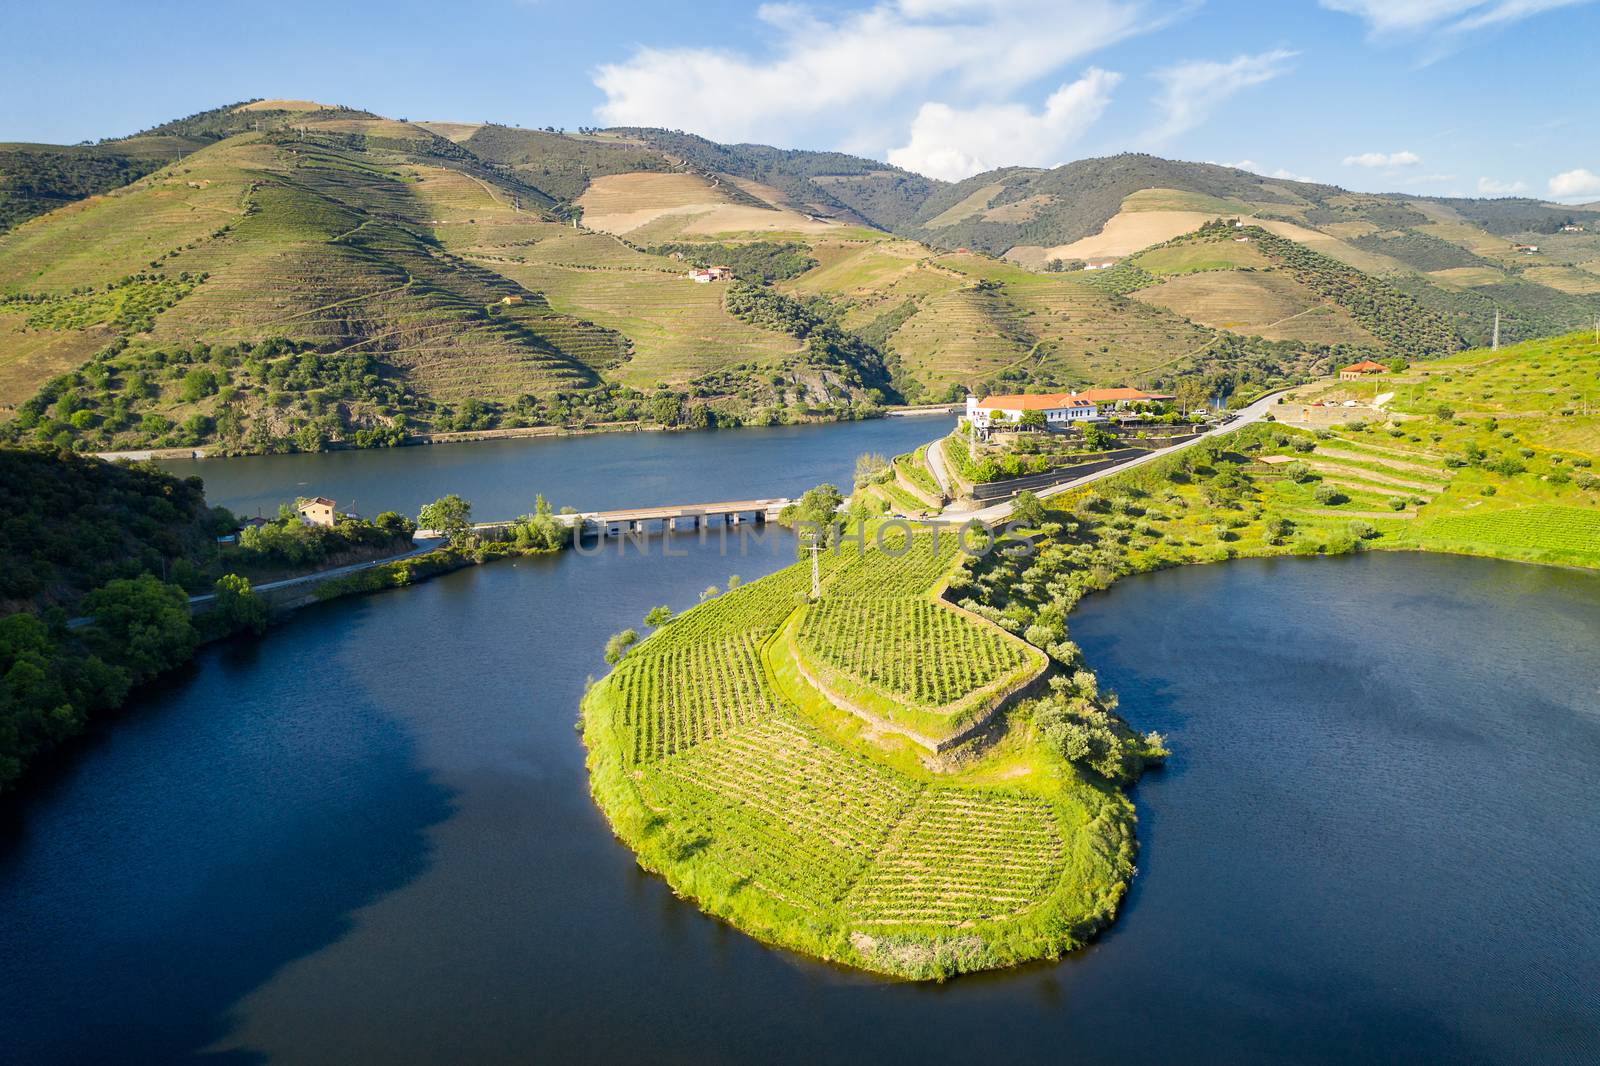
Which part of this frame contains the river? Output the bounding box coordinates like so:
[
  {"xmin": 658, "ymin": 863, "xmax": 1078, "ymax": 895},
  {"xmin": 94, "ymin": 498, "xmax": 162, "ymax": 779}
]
[
  {"xmin": 2, "ymin": 425, "xmax": 1597, "ymax": 1064},
  {"xmin": 156, "ymin": 416, "xmax": 955, "ymax": 519}
]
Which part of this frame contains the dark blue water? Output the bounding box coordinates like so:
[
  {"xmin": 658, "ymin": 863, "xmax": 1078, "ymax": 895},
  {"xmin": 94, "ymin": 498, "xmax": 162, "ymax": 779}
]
[
  {"xmin": 157, "ymin": 415, "xmax": 953, "ymax": 519},
  {"xmin": 4, "ymin": 440, "xmax": 1599, "ymax": 1063}
]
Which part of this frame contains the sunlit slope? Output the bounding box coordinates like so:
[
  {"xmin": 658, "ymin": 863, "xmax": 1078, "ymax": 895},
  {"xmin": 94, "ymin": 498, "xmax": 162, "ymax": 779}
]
[
  {"xmin": 397, "ymin": 160, "xmax": 813, "ymax": 387},
  {"xmin": 1276, "ymin": 332, "xmax": 1600, "ymax": 566},
  {"xmin": 576, "ymin": 171, "xmax": 840, "ymax": 241},
  {"xmin": 139, "ymin": 136, "xmax": 616, "ymax": 404}
]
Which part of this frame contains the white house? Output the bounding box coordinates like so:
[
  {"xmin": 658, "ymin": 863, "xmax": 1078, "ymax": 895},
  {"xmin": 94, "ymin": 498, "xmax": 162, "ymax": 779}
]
[{"xmin": 965, "ymin": 392, "xmax": 1099, "ymax": 431}]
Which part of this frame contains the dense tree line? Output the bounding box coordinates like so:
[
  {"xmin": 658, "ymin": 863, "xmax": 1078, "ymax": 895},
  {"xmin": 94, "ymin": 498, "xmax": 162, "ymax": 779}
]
[
  {"xmin": 0, "ymin": 449, "xmax": 279, "ymax": 790},
  {"xmin": 644, "ymin": 241, "xmax": 817, "ymax": 282},
  {"xmin": 1245, "ymin": 226, "xmax": 1461, "ymax": 356},
  {"xmin": 723, "ymin": 281, "xmax": 898, "ymax": 401}
]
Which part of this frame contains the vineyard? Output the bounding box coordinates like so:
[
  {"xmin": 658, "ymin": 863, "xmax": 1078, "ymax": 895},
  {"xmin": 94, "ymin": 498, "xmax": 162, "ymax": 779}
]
[
  {"xmin": 796, "ymin": 598, "xmax": 1030, "ymax": 709},
  {"xmin": 1420, "ymin": 506, "xmax": 1600, "ymax": 565},
  {"xmin": 582, "ymin": 525, "xmax": 1138, "ymax": 979},
  {"xmin": 845, "ymin": 788, "xmax": 1063, "ymax": 925},
  {"xmin": 822, "ymin": 523, "xmax": 959, "ymax": 596}
]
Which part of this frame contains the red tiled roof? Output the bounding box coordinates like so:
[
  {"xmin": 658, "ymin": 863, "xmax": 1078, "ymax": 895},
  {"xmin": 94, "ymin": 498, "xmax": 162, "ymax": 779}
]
[
  {"xmin": 1340, "ymin": 360, "xmax": 1387, "ymax": 373},
  {"xmin": 975, "ymin": 393, "xmax": 1094, "ymax": 410},
  {"xmin": 300, "ymin": 496, "xmax": 336, "ymax": 507},
  {"xmin": 1074, "ymin": 387, "xmax": 1172, "ymax": 403}
]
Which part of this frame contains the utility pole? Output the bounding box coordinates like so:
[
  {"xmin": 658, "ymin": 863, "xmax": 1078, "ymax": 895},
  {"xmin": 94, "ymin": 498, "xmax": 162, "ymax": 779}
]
[
  {"xmin": 1492, "ymin": 308, "xmax": 1501, "ymax": 352},
  {"xmin": 806, "ymin": 536, "xmax": 824, "ymax": 600}
]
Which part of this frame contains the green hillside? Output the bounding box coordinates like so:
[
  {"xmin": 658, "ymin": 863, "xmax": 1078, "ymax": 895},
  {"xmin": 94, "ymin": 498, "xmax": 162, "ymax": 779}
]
[{"xmin": 2, "ymin": 100, "xmax": 1597, "ymax": 456}]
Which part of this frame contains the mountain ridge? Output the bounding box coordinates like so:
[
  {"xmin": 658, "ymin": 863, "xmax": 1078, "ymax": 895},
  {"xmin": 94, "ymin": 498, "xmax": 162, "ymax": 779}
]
[{"xmin": 1, "ymin": 98, "xmax": 1596, "ymax": 457}]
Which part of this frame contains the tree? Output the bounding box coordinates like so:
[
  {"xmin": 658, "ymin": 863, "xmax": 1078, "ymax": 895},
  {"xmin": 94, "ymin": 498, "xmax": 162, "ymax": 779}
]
[
  {"xmin": 785, "ymin": 483, "xmax": 844, "ymax": 547},
  {"xmin": 1173, "ymin": 377, "xmax": 1210, "ymax": 417},
  {"xmin": 853, "ymin": 452, "xmax": 889, "ymax": 487},
  {"xmin": 644, "ymin": 605, "xmax": 673, "ymax": 627},
  {"xmin": 373, "ymin": 511, "xmax": 415, "ymax": 537},
  {"xmin": 418, "ymin": 494, "xmax": 473, "ymax": 546},
  {"xmin": 603, "ymin": 629, "xmax": 638, "ymax": 664},
  {"xmin": 80, "ymin": 574, "xmax": 197, "ymax": 684},
  {"xmin": 1011, "ymin": 490, "xmax": 1047, "ymax": 527},
  {"xmin": 700, "ymin": 585, "xmax": 720, "ymax": 601},
  {"xmin": 1081, "ymin": 423, "xmax": 1116, "ymax": 450},
  {"xmin": 509, "ymin": 495, "xmax": 565, "ymax": 552},
  {"xmin": 1017, "ymin": 409, "xmax": 1047, "ymax": 432},
  {"xmin": 210, "ymin": 573, "xmax": 268, "ymax": 635},
  {"xmin": 725, "ymin": 574, "xmax": 741, "ymax": 590}
]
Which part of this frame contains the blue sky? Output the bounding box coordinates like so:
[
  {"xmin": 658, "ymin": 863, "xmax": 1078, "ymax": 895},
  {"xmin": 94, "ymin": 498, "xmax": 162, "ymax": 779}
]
[{"xmin": 3, "ymin": 0, "xmax": 1596, "ymax": 200}]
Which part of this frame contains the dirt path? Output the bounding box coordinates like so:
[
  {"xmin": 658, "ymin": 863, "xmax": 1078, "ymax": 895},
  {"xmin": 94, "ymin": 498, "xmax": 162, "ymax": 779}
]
[
  {"xmin": 1306, "ymin": 461, "xmax": 1442, "ymax": 492},
  {"xmin": 1304, "ymin": 508, "xmax": 1418, "ymax": 520},
  {"xmin": 1312, "ymin": 447, "xmax": 1448, "ymax": 475}
]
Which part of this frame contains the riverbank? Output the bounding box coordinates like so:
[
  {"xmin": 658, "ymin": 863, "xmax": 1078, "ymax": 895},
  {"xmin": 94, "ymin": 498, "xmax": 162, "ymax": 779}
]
[{"xmin": 97, "ymin": 405, "xmax": 910, "ymax": 464}]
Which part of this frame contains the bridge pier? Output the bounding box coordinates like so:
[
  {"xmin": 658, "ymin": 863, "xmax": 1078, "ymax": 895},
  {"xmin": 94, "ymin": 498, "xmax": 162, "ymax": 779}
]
[
  {"xmin": 669, "ymin": 514, "xmax": 697, "ymax": 531},
  {"xmin": 729, "ymin": 512, "xmax": 743, "ymax": 526}
]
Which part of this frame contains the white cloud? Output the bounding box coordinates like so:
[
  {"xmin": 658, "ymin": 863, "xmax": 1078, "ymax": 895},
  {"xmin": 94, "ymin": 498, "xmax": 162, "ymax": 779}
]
[
  {"xmin": 1477, "ymin": 176, "xmax": 1529, "ymax": 195},
  {"xmin": 1212, "ymin": 159, "xmax": 1320, "ymax": 183},
  {"xmin": 1343, "ymin": 150, "xmax": 1422, "ymax": 167},
  {"xmin": 592, "ymin": 0, "xmax": 1154, "ymax": 146},
  {"xmin": 887, "ymin": 69, "xmax": 1121, "ymax": 180},
  {"xmin": 1146, "ymin": 49, "xmax": 1297, "ymax": 143},
  {"xmin": 1549, "ymin": 168, "xmax": 1600, "ymax": 200},
  {"xmin": 1321, "ymin": 0, "xmax": 1595, "ymax": 35}
]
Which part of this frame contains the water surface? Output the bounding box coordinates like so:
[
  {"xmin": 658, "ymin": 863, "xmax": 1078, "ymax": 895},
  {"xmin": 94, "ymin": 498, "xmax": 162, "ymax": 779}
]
[
  {"xmin": 158, "ymin": 415, "xmax": 952, "ymax": 518},
  {"xmin": 4, "ymin": 433, "xmax": 1598, "ymax": 1064}
]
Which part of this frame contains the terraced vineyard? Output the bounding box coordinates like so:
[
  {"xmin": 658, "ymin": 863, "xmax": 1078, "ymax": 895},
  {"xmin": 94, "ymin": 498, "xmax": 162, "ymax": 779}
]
[
  {"xmin": 582, "ymin": 527, "xmax": 1137, "ymax": 979},
  {"xmin": 797, "ymin": 598, "xmax": 1029, "ymax": 709},
  {"xmin": 611, "ymin": 633, "xmax": 776, "ymax": 764},
  {"xmin": 845, "ymin": 788, "xmax": 1063, "ymax": 925}
]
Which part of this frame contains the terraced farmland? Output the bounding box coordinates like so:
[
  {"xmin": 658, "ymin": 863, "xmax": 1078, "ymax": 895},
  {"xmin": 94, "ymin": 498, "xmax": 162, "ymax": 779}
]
[
  {"xmin": 797, "ymin": 597, "xmax": 1030, "ymax": 709},
  {"xmin": 846, "ymin": 788, "xmax": 1063, "ymax": 925},
  {"xmin": 885, "ymin": 253, "xmax": 1214, "ymax": 391},
  {"xmin": 1132, "ymin": 270, "xmax": 1377, "ymax": 346},
  {"xmin": 583, "ymin": 527, "xmax": 1136, "ymax": 979},
  {"xmin": 0, "ymin": 313, "xmax": 115, "ymax": 407},
  {"xmin": 644, "ymin": 717, "xmax": 920, "ymax": 909},
  {"xmin": 497, "ymin": 228, "xmax": 804, "ymax": 387}
]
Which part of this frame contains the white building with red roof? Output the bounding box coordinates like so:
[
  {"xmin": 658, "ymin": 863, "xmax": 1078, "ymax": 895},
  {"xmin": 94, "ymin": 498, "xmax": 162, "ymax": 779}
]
[
  {"xmin": 965, "ymin": 392, "xmax": 1099, "ymax": 429},
  {"xmin": 964, "ymin": 386, "xmax": 1175, "ymax": 431}
]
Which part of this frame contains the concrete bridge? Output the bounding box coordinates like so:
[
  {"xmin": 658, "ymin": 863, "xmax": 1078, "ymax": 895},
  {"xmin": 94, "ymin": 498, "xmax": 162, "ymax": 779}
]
[
  {"xmin": 422, "ymin": 498, "xmax": 793, "ymax": 539},
  {"xmin": 574, "ymin": 498, "xmax": 791, "ymax": 535}
]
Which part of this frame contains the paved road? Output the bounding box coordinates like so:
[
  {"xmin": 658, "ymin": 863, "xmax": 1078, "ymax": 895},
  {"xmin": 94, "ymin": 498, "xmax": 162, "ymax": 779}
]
[
  {"xmin": 925, "ymin": 437, "xmax": 954, "ymax": 496},
  {"xmin": 926, "ymin": 390, "xmax": 1290, "ymax": 525},
  {"xmin": 185, "ymin": 539, "xmax": 445, "ymax": 605}
]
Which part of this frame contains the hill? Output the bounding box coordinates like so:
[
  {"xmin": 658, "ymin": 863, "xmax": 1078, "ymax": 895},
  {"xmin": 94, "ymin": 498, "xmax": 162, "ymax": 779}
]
[
  {"xmin": 905, "ymin": 155, "xmax": 1600, "ymax": 349},
  {"xmin": 1, "ymin": 101, "xmax": 1596, "ymax": 456}
]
